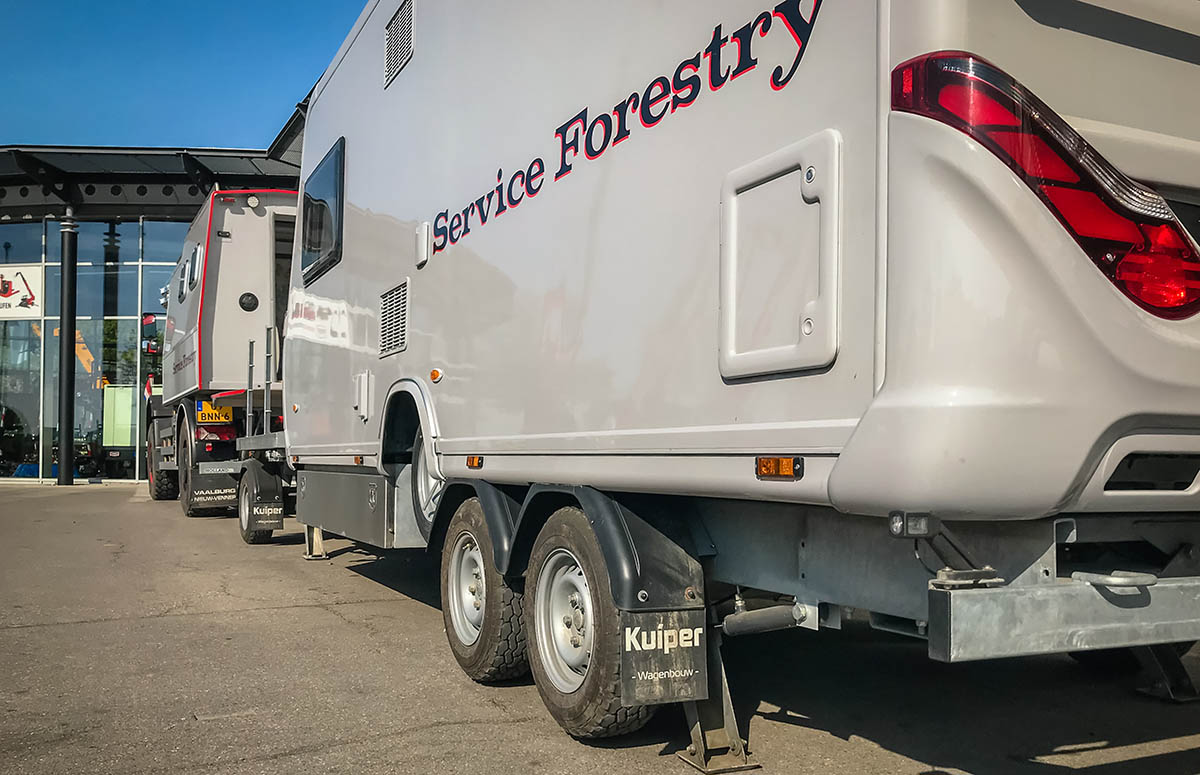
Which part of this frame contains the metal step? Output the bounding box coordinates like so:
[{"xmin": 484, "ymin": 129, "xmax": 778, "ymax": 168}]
[{"xmin": 237, "ymin": 431, "xmax": 286, "ymax": 452}]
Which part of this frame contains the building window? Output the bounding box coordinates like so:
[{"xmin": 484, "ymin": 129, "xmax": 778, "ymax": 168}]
[
  {"xmin": 0, "ymin": 223, "xmax": 43, "ymax": 264},
  {"xmin": 47, "ymin": 220, "xmax": 139, "ymax": 263},
  {"xmin": 0, "ymin": 321, "xmax": 41, "ymax": 477},
  {"xmin": 46, "ymin": 264, "xmax": 140, "ymax": 318},
  {"xmin": 0, "ymin": 207, "xmax": 228, "ymax": 479},
  {"xmin": 42, "ymin": 320, "xmax": 139, "ymax": 480},
  {"xmin": 142, "ymin": 265, "xmax": 175, "ymax": 315},
  {"xmin": 142, "ymin": 221, "xmax": 190, "ymax": 262},
  {"xmin": 301, "ymin": 137, "xmax": 345, "ymax": 285}
]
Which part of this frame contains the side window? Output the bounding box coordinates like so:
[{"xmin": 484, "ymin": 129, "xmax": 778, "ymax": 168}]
[
  {"xmin": 188, "ymin": 244, "xmax": 204, "ymax": 289},
  {"xmin": 177, "ymin": 246, "xmax": 195, "ymax": 303},
  {"xmin": 301, "ymin": 137, "xmax": 346, "ymax": 285}
]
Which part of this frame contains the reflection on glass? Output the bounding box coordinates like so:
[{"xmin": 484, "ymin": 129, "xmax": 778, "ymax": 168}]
[
  {"xmin": 42, "ymin": 320, "xmax": 138, "ymax": 479},
  {"xmin": 141, "ymin": 265, "xmax": 175, "ymax": 315},
  {"xmin": 137, "ymin": 314, "xmax": 165, "ymax": 481},
  {"xmin": 47, "ymin": 220, "xmax": 139, "ymax": 263},
  {"xmin": 9, "ymin": 218, "xmax": 196, "ymax": 479},
  {"xmin": 0, "ymin": 222, "xmax": 44, "ymax": 264},
  {"xmin": 46, "ymin": 264, "xmax": 140, "ymax": 318},
  {"xmin": 142, "ymin": 221, "xmax": 190, "ymax": 263},
  {"xmin": 0, "ymin": 321, "xmax": 41, "ymax": 477}
]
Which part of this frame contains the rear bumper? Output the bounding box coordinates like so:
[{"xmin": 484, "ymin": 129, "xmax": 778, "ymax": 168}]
[{"xmin": 928, "ymin": 576, "xmax": 1200, "ymax": 662}]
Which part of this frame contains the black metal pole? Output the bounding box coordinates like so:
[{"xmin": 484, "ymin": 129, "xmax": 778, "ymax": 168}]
[{"xmin": 57, "ymin": 212, "xmax": 78, "ymax": 486}]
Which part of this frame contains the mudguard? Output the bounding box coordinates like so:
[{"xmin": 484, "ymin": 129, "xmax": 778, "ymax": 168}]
[
  {"xmin": 451, "ymin": 481, "xmax": 705, "ymax": 613},
  {"xmin": 241, "ymin": 458, "xmax": 286, "ymax": 531}
]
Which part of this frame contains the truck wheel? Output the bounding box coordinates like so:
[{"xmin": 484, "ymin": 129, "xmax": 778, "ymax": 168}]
[
  {"xmin": 440, "ymin": 497, "xmax": 528, "ymax": 682},
  {"xmin": 237, "ymin": 474, "xmax": 273, "ymax": 544},
  {"xmin": 146, "ymin": 424, "xmax": 178, "ymax": 501},
  {"xmin": 1069, "ymin": 641, "xmax": 1196, "ymax": 675},
  {"xmin": 177, "ymin": 422, "xmax": 221, "ymax": 518},
  {"xmin": 526, "ymin": 506, "xmax": 654, "ymax": 739}
]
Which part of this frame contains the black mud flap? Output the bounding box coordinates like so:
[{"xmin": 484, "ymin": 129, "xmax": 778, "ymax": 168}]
[
  {"xmin": 249, "ymin": 501, "xmax": 286, "ymax": 531},
  {"xmin": 619, "ymin": 609, "xmax": 709, "ymax": 706},
  {"xmin": 244, "ymin": 459, "xmax": 286, "ymax": 531}
]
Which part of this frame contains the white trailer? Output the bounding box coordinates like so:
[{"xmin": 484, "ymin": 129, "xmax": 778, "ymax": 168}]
[
  {"xmin": 284, "ymin": 1, "xmax": 1200, "ymax": 770},
  {"xmin": 146, "ymin": 189, "xmax": 299, "ymax": 542}
]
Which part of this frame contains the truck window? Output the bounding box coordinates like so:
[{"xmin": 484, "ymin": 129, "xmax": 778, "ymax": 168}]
[
  {"xmin": 301, "ymin": 137, "xmax": 345, "ymax": 285},
  {"xmin": 187, "ymin": 244, "xmax": 204, "ymax": 290},
  {"xmin": 177, "ymin": 247, "xmax": 194, "ymax": 303}
]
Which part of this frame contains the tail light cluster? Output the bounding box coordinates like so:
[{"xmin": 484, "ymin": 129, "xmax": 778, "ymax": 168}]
[
  {"xmin": 892, "ymin": 51, "xmax": 1200, "ymax": 320},
  {"xmin": 195, "ymin": 424, "xmax": 237, "ymax": 442}
]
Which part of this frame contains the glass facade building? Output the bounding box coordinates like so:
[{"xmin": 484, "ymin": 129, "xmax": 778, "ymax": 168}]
[{"xmin": 0, "ymin": 218, "xmax": 187, "ymax": 480}]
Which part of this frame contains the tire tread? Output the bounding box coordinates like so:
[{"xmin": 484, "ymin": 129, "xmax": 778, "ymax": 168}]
[
  {"xmin": 473, "ymin": 584, "xmax": 528, "ymax": 682},
  {"xmin": 440, "ymin": 498, "xmax": 529, "ymax": 682}
]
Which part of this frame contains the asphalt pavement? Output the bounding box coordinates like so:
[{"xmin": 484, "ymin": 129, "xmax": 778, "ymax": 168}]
[{"xmin": 3, "ymin": 482, "xmax": 1200, "ymax": 774}]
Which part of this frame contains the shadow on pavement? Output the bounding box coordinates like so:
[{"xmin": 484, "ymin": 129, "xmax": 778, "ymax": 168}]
[
  {"xmin": 720, "ymin": 623, "xmax": 1200, "ymax": 774},
  {"xmin": 313, "ymin": 545, "xmax": 1200, "ymax": 773},
  {"xmin": 333, "ymin": 541, "xmax": 442, "ymax": 610}
]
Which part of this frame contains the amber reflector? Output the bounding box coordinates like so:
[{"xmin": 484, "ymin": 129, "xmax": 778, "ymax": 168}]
[
  {"xmin": 756, "ymin": 456, "xmax": 803, "ymax": 481},
  {"xmin": 466, "ymin": 455, "xmax": 484, "ymax": 470}
]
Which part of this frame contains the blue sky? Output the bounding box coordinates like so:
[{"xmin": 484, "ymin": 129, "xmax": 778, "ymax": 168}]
[{"xmin": 1, "ymin": 0, "xmax": 364, "ymax": 148}]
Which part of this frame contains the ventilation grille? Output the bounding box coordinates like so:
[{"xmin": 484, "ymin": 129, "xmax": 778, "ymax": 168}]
[
  {"xmin": 384, "ymin": 0, "xmax": 414, "ymax": 88},
  {"xmin": 380, "ymin": 281, "xmax": 408, "ymax": 357}
]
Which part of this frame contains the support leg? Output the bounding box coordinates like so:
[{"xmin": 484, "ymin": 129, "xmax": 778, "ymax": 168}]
[
  {"xmin": 677, "ymin": 625, "xmax": 760, "ymax": 774},
  {"xmin": 1134, "ymin": 644, "xmax": 1200, "ymax": 702},
  {"xmin": 303, "ymin": 524, "xmax": 328, "ymax": 561}
]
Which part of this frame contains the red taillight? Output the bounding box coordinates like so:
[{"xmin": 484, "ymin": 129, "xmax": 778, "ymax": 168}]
[
  {"xmin": 195, "ymin": 424, "xmax": 237, "ymax": 442},
  {"xmin": 1115, "ymin": 225, "xmax": 1200, "ymax": 309},
  {"xmin": 892, "ymin": 51, "xmax": 1200, "ymax": 320}
]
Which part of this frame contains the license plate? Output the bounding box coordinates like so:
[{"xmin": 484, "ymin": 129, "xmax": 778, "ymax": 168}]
[{"xmin": 196, "ymin": 400, "xmax": 232, "ymax": 424}]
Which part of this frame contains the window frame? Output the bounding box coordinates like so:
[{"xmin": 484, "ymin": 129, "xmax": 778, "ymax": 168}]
[
  {"xmin": 187, "ymin": 244, "xmax": 203, "ymax": 290},
  {"xmin": 301, "ymin": 137, "xmax": 347, "ymax": 287},
  {"xmin": 178, "ymin": 245, "xmax": 195, "ymax": 303}
]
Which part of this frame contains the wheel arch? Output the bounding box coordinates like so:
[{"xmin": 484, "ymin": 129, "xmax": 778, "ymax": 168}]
[
  {"xmin": 173, "ymin": 401, "xmax": 192, "ymax": 447},
  {"xmin": 378, "ymin": 379, "xmax": 440, "ymax": 480}
]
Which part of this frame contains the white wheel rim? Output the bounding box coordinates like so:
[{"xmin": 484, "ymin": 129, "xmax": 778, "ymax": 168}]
[
  {"xmin": 535, "ymin": 548, "xmax": 593, "ymax": 694},
  {"xmin": 447, "ymin": 530, "xmax": 485, "ymax": 646}
]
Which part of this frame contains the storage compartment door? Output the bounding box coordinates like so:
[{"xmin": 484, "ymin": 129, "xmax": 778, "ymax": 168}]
[{"xmin": 719, "ymin": 129, "xmax": 841, "ymax": 379}]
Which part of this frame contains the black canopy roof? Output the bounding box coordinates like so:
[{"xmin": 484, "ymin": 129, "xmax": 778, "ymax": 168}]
[{"xmin": 0, "ymin": 145, "xmax": 299, "ymax": 222}]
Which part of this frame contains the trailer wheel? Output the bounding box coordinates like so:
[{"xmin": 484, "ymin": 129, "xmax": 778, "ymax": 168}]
[
  {"xmin": 526, "ymin": 506, "xmax": 654, "ymax": 739},
  {"xmin": 440, "ymin": 497, "xmax": 528, "ymax": 681},
  {"xmin": 237, "ymin": 474, "xmax": 273, "ymax": 544},
  {"xmin": 146, "ymin": 423, "xmax": 178, "ymax": 501},
  {"xmin": 1069, "ymin": 641, "xmax": 1196, "ymax": 675}
]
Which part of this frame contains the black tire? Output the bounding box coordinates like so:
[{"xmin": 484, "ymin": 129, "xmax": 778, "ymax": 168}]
[
  {"xmin": 526, "ymin": 506, "xmax": 654, "ymax": 739},
  {"xmin": 440, "ymin": 497, "xmax": 528, "ymax": 681},
  {"xmin": 1069, "ymin": 641, "xmax": 1196, "ymax": 675},
  {"xmin": 237, "ymin": 474, "xmax": 273, "ymax": 545},
  {"xmin": 146, "ymin": 422, "xmax": 178, "ymax": 501}
]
